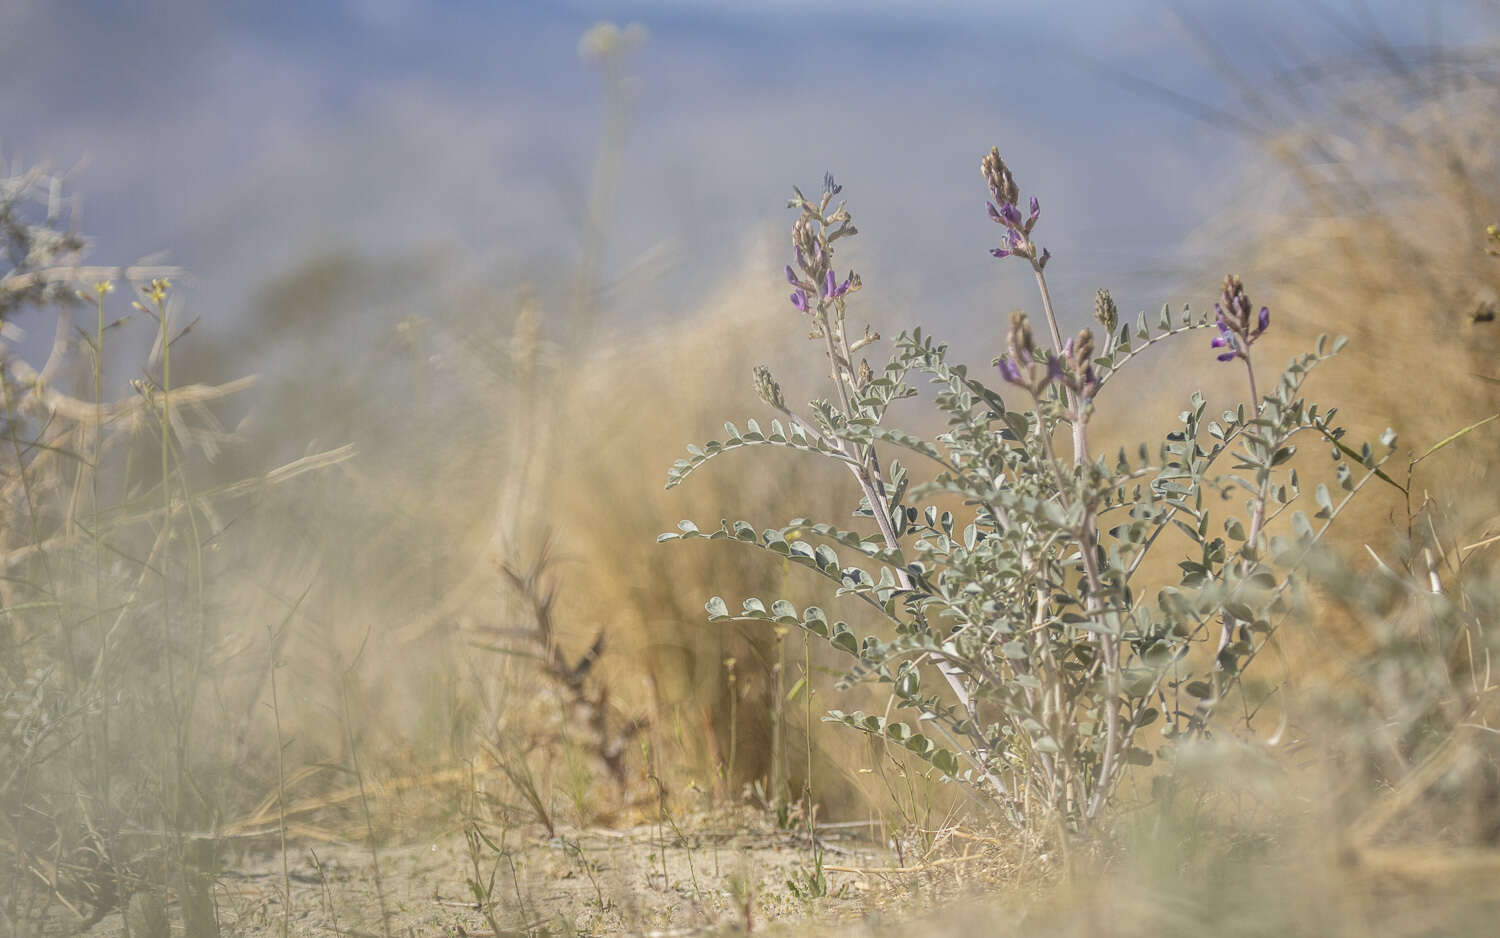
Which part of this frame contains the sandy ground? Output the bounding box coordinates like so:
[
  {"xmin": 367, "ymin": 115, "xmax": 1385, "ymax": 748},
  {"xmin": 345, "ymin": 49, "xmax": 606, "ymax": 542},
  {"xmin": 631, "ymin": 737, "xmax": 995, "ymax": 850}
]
[{"xmin": 80, "ymin": 819, "xmax": 912, "ymax": 937}]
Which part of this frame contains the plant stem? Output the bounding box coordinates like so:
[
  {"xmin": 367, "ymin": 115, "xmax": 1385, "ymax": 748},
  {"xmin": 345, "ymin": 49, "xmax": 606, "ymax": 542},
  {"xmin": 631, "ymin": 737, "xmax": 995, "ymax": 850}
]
[
  {"xmin": 1030, "ymin": 265, "xmax": 1119, "ymax": 822},
  {"xmin": 815, "ymin": 300, "xmax": 1013, "ymax": 804},
  {"xmin": 268, "ymin": 625, "xmax": 290, "ymax": 938},
  {"xmin": 1032, "ymin": 267, "xmax": 1089, "ymax": 465},
  {"xmin": 1220, "ymin": 355, "xmax": 1269, "ymax": 663}
]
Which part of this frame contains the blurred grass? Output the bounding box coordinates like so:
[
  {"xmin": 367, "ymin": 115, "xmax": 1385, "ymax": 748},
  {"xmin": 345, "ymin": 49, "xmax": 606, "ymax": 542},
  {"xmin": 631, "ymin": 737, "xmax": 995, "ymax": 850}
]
[{"xmin": 2, "ymin": 21, "xmax": 1499, "ymax": 938}]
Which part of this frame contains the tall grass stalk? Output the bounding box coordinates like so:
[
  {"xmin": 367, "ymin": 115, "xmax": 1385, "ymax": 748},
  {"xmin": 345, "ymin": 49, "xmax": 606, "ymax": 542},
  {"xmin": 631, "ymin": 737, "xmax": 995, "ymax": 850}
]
[
  {"xmin": 266, "ymin": 586, "xmax": 308, "ymax": 938},
  {"xmin": 338, "ymin": 640, "xmax": 393, "ymax": 938}
]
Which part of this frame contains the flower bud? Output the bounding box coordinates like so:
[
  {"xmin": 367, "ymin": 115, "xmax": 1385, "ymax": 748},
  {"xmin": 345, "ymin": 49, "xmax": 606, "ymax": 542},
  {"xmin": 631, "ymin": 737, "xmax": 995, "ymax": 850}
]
[
  {"xmin": 981, "ymin": 147, "xmax": 1020, "ymax": 207},
  {"xmin": 753, "ymin": 364, "xmax": 786, "ymax": 411},
  {"xmin": 1069, "ymin": 329, "xmax": 1095, "ymax": 374},
  {"xmin": 1093, "ymin": 289, "xmax": 1118, "ymax": 334},
  {"xmin": 1007, "ymin": 311, "xmax": 1035, "ymax": 367}
]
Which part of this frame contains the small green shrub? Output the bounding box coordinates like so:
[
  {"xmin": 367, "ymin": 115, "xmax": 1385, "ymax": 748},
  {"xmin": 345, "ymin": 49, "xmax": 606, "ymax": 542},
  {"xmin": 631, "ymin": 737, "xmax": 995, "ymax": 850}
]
[{"xmin": 662, "ymin": 154, "xmax": 1401, "ymax": 833}]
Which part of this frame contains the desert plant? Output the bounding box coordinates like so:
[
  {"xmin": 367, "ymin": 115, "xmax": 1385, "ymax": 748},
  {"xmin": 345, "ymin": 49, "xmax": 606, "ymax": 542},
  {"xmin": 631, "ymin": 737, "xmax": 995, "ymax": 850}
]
[{"xmin": 661, "ymin": 156, "xmax": 1401, "ymax": 833}]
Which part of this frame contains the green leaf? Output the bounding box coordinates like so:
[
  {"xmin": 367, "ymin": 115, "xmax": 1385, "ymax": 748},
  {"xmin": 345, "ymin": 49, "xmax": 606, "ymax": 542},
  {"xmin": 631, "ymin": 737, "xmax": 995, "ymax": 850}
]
[
  {"xmin": 1412, "ymin": 413, "xmax": 1498, "ymax": 466},
  {"xmin": 1314, "ymin": 483, "xmax": 1333, "ymax": 518},
  {"xmin": 931, "ymin": 749, "xmax": 960, "ymax": 776},
  {"xmin": 1003, "ymin": 411, "xmax": 1030, "ymax": 441},
  {"xmin": 829, "ymin": 625, "xmax": 858, "ymax": 655},
  {"xmin": 814, "ymin": 544, "xmax": 839, "ymax": 570},
  {"xmin": 1313, "ymin": 422, "xmax": 1406, "ymax": 495},
  {"xmin": 1223, "ymin": 601, "xmax": 1256, "ymax": 622}
]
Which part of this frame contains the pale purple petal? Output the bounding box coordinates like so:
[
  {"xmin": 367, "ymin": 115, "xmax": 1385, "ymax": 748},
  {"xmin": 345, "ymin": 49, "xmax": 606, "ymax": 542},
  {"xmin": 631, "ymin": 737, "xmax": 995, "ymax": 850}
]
[{"xmin": 1045, "ymin": 354, "xmax": 1065, "ymax": 382}]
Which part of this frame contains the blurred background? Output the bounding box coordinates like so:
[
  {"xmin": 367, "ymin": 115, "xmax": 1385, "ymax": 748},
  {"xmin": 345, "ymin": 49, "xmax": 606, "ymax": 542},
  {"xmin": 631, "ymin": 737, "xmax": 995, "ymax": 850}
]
[
  {"xmin": 3, "ymin": 1, "xmax": 1500, "ymax": 933},
  {"xmin": 5, "ymin": 0, "xmax": 1494, "ymax": 335}
]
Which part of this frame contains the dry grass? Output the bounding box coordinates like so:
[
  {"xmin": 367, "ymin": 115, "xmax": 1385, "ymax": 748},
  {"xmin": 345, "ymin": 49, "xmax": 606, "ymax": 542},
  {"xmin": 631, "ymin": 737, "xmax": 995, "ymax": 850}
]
[{"xmin": 3, "ymin": 30, "xmax": 1500, "ymax": 938}]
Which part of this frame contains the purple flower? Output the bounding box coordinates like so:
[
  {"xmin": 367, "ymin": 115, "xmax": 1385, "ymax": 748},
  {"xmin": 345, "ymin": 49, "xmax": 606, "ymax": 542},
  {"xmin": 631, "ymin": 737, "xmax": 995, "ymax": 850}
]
[
  {"xmin": 785, "ymin": 265, "xmax": 798, "ymax": 285},
  {"xmin": 997, "ymin": 357, "xmax": 1023, "ymax": 384},
  {"xmin": 1045, "ymin": 354, "xmax": 1065, "ymax": 383},
  {"xmin": 822, "ymin": 269, "xmax": 852, "ymax": 299},
  {"xmin": 982, "ymin": 147, "xmax": 1048, "ymax": 267},
  {"xmin": 1210, "ymin": 276, "xmax": 1271, "ymax": 363},
  {"xmin": 824, "ymin": 172, "xmax": 842, "ymax": 196},
  {"xmin": 1211, "ymin": 320, "xmax": 1240, "ymax": 361},
  {"xmin": 790, "ymin": 289, "xmax": 809, "ymax": 312}
]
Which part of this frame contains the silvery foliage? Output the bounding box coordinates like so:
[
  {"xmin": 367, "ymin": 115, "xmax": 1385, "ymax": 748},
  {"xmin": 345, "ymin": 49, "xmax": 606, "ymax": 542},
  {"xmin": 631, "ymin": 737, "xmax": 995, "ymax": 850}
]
[{"xmin": 661, "ymin": 158, "xmax": 1397, "ymax": 830}]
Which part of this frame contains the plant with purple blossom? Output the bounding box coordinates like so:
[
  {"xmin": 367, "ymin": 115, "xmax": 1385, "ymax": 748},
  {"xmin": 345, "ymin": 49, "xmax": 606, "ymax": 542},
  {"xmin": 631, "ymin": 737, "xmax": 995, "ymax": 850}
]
[{"xmin": 662, "ymin": 151, "xmax": 1399, "ymax": 834}]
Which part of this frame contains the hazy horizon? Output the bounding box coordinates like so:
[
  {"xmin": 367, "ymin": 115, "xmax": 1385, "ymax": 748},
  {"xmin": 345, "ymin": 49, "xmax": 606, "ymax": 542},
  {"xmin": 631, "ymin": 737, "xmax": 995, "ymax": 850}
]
[{"xmin": 6, "ymin": 1, "xmax": 1497, "ymax": 359}]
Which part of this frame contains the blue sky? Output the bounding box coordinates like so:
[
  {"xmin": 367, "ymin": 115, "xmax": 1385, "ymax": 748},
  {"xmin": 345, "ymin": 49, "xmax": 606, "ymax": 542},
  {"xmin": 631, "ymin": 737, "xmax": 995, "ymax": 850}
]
[{"xmin": 4, "ymin": 0, "xmax": 1495, "ymax": 351}]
